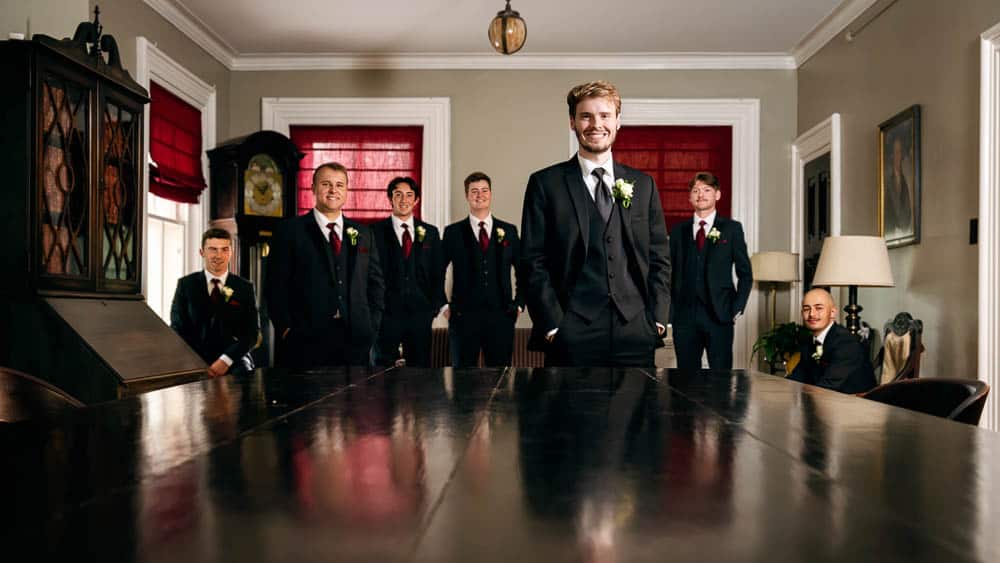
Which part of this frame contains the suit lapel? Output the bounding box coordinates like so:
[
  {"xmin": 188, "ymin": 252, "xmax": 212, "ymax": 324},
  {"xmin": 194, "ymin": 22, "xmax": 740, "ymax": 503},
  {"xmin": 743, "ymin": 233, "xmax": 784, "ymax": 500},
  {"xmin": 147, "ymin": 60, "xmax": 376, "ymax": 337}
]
[
  {"xmin": 705, "ymin": 216, "xmax": 725, "ymax": 262},
  {"xmin": 562, "ymin": 159, "xmax": 590, "ymax": 252},
  {"xmin": 306, "ymin": 214, "xmax": 338, "ymax": 283},
  {"xmin": 345, "ymin": 219, "xmax": 358, "ymax": 283},
  {"xmin": 613, "ymin": 162, "xmax": 636, "ymax": 250},
  {"xmin": 462, "ymin": 219, "xmax": 479, "ymax": 265}
]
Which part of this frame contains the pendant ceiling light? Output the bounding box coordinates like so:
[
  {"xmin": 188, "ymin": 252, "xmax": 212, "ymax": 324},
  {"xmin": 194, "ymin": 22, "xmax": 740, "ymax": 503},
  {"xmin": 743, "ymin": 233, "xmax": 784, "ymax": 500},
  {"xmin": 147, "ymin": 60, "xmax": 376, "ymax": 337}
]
[{"xmin": 488, "ymin": 1, "xmax": 527, "ymax": 55}]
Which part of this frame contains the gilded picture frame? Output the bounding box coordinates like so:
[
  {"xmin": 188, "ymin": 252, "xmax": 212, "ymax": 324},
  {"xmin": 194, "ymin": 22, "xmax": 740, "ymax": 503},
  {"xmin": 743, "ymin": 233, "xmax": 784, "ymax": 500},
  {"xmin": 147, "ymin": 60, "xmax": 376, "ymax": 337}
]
[{"xmin": 878, "ymin": 105, "xmax": 921, "ymax": 248}]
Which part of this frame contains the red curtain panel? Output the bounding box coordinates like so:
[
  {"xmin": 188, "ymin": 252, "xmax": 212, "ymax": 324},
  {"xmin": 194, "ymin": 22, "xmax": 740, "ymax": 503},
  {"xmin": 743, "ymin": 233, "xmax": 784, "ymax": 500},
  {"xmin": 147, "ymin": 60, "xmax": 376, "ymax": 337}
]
[{"xmin": 148, "ymin": 82, "xmax": 206, "ymax": 204}]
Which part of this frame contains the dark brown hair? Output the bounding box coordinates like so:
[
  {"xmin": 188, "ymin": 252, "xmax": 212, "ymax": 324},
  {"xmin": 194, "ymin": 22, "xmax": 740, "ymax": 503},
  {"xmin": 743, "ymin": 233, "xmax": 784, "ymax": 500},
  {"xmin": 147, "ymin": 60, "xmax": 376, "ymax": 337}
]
[
  {"xmin": 689, "ymin": 171, "xmax": 720, "ymax": 190},
  {"xmin": 201, "ymin": 227, "xmax": 232, "ymax": 247},
  {"xmin": 463, "ymin": 171, "xmax": 492, "ymax": 193},
  {"xmin": 312, "ymin": 162, "xmax": 349, "ymax": 187}
]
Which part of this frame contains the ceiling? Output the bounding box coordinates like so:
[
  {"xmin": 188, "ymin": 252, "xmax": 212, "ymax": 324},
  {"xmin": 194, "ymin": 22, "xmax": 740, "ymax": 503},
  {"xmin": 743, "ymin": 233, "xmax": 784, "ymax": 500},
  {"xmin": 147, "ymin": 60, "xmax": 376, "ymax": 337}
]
[{"xmin": 143, "ymin": 0, "xmax": 880, "ymax": 69}]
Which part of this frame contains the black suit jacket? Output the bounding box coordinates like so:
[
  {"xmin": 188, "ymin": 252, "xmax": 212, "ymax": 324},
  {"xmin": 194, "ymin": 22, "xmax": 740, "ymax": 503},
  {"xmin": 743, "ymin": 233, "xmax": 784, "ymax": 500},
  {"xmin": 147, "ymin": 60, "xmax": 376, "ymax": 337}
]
[
  {"xmin": 669, "ymin": 216, "xmax": 752, "ymax": 323},
  {"xmin": 788, "ymin": 323, "xmax": 877, "ymax": 394},
  {"xmin": 170, "ymin": 271, "xmax": 259, "ymax": 373},
  {"xmin": 520, "ymin": 157, "xmax": 671, "ymax": 349},
  {"xmin": 372, "ymin": 217, "xmax": 446, "ymax": 314},
  {"xmin": 442, "ymin": 217, "xmax": 523, "ymax": 314},
  {"xmin": 265, "ymin": 212, "xmax": 384, "ymax": 348}
]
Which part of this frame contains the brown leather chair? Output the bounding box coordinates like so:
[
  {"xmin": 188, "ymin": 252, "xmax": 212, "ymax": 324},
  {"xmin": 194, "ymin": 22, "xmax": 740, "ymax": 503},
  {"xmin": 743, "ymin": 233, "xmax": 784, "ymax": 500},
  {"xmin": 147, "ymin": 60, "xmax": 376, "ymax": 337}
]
[
  {"xmin": 860, "ymin": 377, "xmax": 990, "ymax": 426},
  {"xmin": 0, "ymin": 367, "xmax": 84, "ymax": 423}
]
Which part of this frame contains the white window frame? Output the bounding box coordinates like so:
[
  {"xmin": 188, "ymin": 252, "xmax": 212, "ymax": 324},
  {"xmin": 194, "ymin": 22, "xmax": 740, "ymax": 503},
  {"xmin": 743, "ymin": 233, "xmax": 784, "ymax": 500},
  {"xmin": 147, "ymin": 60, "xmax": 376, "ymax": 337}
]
[
  {"xmin": 135, "ymin": 36, "xmax": 216, "ymax": 304},
  {"xmin": 261, "ymin": 97, "xmax": 450, "ymax": 229},
  {"xmin": 978, "ymin": 22, "xmax": 1000, "ymax": 431}
]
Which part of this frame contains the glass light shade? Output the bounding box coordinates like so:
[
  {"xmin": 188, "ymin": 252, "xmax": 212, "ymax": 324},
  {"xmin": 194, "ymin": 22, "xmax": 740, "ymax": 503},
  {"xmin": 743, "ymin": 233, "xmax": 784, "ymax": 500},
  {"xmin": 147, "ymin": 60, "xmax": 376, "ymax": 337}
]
[{"xmin": 488, "ymin": 2, "xmax": 526, "ymax": 55}]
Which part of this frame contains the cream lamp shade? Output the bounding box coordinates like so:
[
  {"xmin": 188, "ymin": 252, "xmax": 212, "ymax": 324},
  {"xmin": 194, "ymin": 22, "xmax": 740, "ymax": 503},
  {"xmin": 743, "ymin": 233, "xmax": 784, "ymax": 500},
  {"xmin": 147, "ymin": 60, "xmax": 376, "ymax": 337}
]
[
  {"xmin": 812, "ymin": 236, "xmax": 894, "ymax": 287},
  {"xmin": 751, "ymin": 251, "xmax": 799, "ymax": 282}
]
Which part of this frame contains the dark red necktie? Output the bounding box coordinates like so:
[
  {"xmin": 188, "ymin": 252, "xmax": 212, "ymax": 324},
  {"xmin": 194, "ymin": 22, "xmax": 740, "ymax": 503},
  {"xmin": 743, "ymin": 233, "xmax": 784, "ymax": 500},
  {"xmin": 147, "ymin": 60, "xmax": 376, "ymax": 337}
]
[
  {"xmin": 478, "ymin": 221, "xmax": 489, "ymax": 253},
  {"xmin": 328, "ymin": 223, "xmax": 342, "ymax": 256},
  {"xmin": 402, "ymin": 224, "xmax": 413, "ymax": 258},
  {"xmin": 696, "ymin": 220, "xmax": 707, "ymax": 251},
  {"xmin": 210, "ymin": 278, "xmax": 222, "ymax": 304}
]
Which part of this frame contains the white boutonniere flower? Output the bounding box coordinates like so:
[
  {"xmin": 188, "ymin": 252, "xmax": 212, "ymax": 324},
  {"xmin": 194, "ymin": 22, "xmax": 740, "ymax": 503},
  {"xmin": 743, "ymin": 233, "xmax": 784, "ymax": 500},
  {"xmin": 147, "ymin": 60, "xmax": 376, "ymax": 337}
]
[
  {"xmin": 221, "ymin": 286, "xmax": 234, "ymax": 302},
  {"xmin": 345, "ymin": 227, "xmax": 359, "ymax": 246},
  {"xmin": 812, "ymin": 344, "xmax": 823, "ymax": 361},
  {"xmin": 416, "ymin": 225, "xmax": 426, "ymax": 242},
  {"xmin": 707, "ymin": 227, "xmax": 722, "ymax": 244},
  {"xmin": 496, "ymin": 227, "xmax": 506, "ymax": 242},
  {"xmin": 612, "ymin": 179, "xmax": 634, "ymax": 209}
]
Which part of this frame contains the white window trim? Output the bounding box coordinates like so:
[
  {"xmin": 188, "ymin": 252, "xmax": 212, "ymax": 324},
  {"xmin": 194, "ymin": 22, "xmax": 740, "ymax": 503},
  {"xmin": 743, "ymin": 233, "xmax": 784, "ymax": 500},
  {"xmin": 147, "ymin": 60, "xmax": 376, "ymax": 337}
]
[
  {"xmin": 135, "ymin": 36, "xmax": 217, "ymax": 297},
  {"xmin": 978, "ymin": 22, "xmax": 1000, "ymax": 431},
  {"xmin": 261, "ymin": 97, "xmax": 451, "ymax": 229},
  {"xmin": 568, "ymin": 98, "xmax": 761, "ymax": 369},
  {"xmin": 790, "ymin": 114, "xmax": 843, "ymax": 321}
]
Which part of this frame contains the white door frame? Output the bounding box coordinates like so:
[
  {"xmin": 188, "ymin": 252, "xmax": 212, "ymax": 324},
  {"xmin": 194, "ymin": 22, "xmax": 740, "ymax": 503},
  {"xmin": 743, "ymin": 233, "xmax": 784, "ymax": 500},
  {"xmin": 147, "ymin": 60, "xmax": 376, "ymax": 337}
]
[
  {"xmin": 978, "ymin": 22, "xmax": 1000, "ymax": 431},
  {"xmin": 790, "ymin": 114, "xmax": 843, "ymax": 320},
  {"xmin": 569, "ymin": 98, "xmax": 761, "ymax": 369}
]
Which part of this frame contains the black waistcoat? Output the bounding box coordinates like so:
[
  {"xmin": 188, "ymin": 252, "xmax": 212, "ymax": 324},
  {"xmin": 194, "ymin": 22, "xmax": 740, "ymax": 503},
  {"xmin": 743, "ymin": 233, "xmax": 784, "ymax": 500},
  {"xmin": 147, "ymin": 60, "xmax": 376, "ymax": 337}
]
[{"xmin": 681, "ymin": 232, "xmax": 710, "ymax": 305}]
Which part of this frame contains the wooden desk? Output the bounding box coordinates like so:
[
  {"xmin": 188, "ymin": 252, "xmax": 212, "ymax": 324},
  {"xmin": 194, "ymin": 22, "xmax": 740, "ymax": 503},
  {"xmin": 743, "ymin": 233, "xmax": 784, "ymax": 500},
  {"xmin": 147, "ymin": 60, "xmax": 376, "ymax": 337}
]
[{"xmin": 3, "ymin": 367, "xmax": 998, "ymax": 562}]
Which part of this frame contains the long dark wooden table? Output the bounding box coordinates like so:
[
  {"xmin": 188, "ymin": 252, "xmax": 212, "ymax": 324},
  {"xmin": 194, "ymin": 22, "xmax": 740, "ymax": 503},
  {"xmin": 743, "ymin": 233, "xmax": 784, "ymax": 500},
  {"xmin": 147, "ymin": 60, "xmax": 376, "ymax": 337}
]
[{"xmin": 3, "ymin": 367, "xmax": 998, "ymax": 562}]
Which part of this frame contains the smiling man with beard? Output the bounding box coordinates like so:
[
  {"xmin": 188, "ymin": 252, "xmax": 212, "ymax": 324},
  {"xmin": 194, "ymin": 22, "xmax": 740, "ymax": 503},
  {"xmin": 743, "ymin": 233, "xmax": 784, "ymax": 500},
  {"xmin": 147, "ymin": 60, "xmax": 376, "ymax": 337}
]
[
  {"xmin": 265, "ymin": 162, "xmax": 384, "ymax": 369},
  {"xmin": 520, "ymin": 81, "xmax": 670, "ymax": 367}
]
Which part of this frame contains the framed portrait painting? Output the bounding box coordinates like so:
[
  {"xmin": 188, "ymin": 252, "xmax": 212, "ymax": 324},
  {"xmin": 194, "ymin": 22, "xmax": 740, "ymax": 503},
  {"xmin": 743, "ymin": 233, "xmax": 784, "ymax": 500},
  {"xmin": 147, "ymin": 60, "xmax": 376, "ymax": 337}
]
[{"xmin": 878, "ymin": 105, "xmax": 921, "ymax": 248}]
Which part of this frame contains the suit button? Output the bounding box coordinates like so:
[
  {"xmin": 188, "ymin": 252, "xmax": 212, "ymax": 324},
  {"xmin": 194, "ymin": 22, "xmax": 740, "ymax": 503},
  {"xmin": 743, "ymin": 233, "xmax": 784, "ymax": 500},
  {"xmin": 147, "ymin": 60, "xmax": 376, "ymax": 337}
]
[
  {"xmin": 609, "ymin": 272, "xmax": 616, "ymax": 279},
  {"xmin": 606, "ymin": 236, "xmax": 613, "ymax": 243},
  {"xmin": 608, "ymin": 255, "xmax": 614, "ymax": 261},
  {"xmin": 338, "ymin": 280, "xmax": 343, "ymax": 285}
]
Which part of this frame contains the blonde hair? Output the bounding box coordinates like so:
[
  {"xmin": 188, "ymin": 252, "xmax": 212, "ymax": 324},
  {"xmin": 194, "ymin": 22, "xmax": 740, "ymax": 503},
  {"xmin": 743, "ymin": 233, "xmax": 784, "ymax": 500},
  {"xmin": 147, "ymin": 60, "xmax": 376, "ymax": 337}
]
[{"xmin": 566, "ymin": 81, "xmax": 622, "ymax": 117}]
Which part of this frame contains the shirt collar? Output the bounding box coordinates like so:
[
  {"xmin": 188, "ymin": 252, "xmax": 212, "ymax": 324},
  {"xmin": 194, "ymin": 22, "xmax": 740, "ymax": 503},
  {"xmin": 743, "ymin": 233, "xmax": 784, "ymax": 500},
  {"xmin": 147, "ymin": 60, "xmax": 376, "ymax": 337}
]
[
  {"xmin": 814, "ymin": 321, "xmax": 835, "ymax": 344},
  {"xmin": 694, "ymin": 211, "xmax": 717, "ymax": 231},
  {"xmin": 314, "ymin": 208, "xmax": 343, "ymax": 234},
  {"xmin": 391, "ymin": 214, "xmax": 414, "ymax": 231},
  {"xmin": 469, "ymin": 214, "xmax": 493, "ymax": 233},
  {"xmin": 204, "ymin": 270, "xmax": 229, "ymax": 286},
  {"xmin": 577, "ymin": 151, "xmax": 614, "ymax": 180}
]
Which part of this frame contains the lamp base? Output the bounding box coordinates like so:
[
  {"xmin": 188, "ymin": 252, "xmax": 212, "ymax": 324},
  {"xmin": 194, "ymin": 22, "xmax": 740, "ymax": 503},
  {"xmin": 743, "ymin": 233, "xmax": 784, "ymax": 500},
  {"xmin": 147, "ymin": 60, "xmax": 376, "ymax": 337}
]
[{"xmin": 844, "ymin": 285, "xmax": 862, "ymax": 336}]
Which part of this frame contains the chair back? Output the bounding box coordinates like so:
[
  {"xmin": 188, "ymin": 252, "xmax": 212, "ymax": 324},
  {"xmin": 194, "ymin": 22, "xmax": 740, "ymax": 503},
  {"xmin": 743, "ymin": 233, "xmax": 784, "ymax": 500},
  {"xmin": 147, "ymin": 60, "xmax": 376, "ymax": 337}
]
[
  {"xmin": 0, "ymin": 367, "xmax": 84, "ymax": 423},
  {"xmin": 875, "ymin": 312, "xmax": 924, "ymax": 384},
  {"xmin": 861, "ymin": 377, "xmax": 990, "ymax": 426}
]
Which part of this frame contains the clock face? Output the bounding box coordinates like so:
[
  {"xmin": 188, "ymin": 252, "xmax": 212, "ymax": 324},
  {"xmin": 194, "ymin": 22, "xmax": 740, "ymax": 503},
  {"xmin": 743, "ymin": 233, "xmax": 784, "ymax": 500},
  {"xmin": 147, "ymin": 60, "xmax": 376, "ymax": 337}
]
[{"xmin": 244, "ymin": 154, "xmax": 284, "ymax": 217}]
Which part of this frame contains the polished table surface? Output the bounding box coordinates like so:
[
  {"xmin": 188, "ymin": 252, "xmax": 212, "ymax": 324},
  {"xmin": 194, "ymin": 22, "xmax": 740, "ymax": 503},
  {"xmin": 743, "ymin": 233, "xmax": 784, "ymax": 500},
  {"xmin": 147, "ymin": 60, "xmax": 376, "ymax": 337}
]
[{"xmin": 3, "ymin": 367, "xmax": 1000, "ymax": 562}]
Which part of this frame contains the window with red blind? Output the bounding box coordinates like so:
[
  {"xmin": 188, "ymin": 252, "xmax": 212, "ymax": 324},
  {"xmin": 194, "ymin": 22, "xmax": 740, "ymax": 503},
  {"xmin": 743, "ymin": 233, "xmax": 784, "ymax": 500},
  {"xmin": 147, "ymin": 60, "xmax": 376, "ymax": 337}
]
[
  {"xmin": 614, "ymin": 126, "xmax": 732, "ymax": 232},
  {"xmin": 148, "ymin": 81, "xmax": 207, "ymax": 204},
  {"xmin": 289, "ymin": 126, "xmax": 423, "ymax": 223}
]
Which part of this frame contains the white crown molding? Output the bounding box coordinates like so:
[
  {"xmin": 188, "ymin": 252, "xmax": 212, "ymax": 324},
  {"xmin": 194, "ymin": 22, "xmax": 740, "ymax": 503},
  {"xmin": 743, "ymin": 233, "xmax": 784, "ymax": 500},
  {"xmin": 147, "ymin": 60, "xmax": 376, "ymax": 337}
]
[
  {"xmin": 792, "ymin": 0, "xmax": 880, "ymax": 67},
  {"xmin": 143, "ymin": 0, "xmax": 237, "ymax": 69},
  {"xmin": 567, "ymin": 98, "xmax": 761, "ymax": 368},
  {"xmin": 232, "ymin": 52, "xmax": 795, "ymax": 71},
  {"xmin": 261, "ymin": 97, "xmax": 451, "ymax": 231},
  {"xmin": 978, "ymin": 21, "xmax": 1000, "ymax": 430}
]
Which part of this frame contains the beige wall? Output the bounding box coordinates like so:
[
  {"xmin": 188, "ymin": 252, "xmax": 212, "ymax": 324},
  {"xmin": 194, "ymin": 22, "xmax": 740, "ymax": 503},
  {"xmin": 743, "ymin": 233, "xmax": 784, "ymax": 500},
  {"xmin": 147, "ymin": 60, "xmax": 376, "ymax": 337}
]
[
  {"xmin": 798, "ymin": 0, "xmax": 1000, "ymax": 378},
  {"xmin": 229, "ymin": 69, "xmax": 796, "ymax": 242},
  {"xmin": 90, "ymin": 0, "xmax": 230, "ymax": 144},
  {"xmin": 2, "ymin": 0, "xmax": 87, "ymax": 39}
]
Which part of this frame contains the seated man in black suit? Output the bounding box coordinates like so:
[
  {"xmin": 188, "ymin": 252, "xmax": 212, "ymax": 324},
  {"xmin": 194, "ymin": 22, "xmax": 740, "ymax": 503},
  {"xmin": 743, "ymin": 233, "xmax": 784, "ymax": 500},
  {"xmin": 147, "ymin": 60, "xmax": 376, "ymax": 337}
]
[
  {"xmin": 265, "ymin": 162, "xmax": 384, "ymax": 369},
  {"xmin": 788, "ymin": 288, "xmax": 876, "ymax": 394},
  {"xmin": 372, "ymin": 176, "xmax": 445, "ymax": 367},
  {"xmin": 442, "ymin": 171, "xmax": 523, "ymax": 367},
  {"xmin": 170, "ymin": 228, "xmax": 260, "ymax": 376}
]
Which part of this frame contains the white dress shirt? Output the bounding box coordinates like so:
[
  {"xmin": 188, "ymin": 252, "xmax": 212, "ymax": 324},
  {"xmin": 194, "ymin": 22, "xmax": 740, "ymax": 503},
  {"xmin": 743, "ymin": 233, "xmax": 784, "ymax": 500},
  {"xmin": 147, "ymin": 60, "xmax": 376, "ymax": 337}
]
[
  {"xmin": 692, "ymin": 211, "xmax": 717, "ymax": 239},
  {"xmin": 814, "ymin": 321, "xmax": 835, "ymax": 345},
  {"xmin": 469, "ymin": 214, "xmax": 493, "ymax": 238},
  {"xmin": 577, "ymin": 152, "xmax": 616, "ymax": 202},
  {"xmin": 391, "ymin": 215, "xmax": 415, "ymax": 246},
  {"xmin": 313, "ymin": 208, "xmax": 343, "ymax": 241},
  {"xmin": 203, "ymin": 269, "xmax": 233, "ymax": 367}
]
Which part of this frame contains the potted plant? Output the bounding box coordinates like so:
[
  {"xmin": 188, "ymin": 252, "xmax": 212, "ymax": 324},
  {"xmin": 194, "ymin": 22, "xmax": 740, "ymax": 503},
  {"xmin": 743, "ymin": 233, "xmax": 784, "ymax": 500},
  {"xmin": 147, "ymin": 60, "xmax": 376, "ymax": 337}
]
[{"xmin": 752, "ymin": 322, "xmax": 810, "ymax": 375}]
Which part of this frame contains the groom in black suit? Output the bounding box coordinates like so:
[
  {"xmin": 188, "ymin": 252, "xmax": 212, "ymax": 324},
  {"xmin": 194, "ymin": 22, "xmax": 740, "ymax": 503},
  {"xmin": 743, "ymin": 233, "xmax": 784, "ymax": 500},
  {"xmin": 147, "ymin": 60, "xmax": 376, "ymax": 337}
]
[
  {"xmin": 371, "ymin": 176, "xmax": 445, "ymax": 367},
  {"xmin": 265, "ymin": 162, "xmax": 384, "ymax": 369},
  {"xmin": 669, "ymin": 172, "xmax": 752, "ymax": 371},
  {"xmin": 788, "ymin": 288, "xmax": 876, "ymax": 394},
  {"xmin": 521, "ymin": 81, "xmax": 671, "ymax": 367},
  {"xmin": 171, "ymin": 228, "xmax": 260, "ymax": 376}
]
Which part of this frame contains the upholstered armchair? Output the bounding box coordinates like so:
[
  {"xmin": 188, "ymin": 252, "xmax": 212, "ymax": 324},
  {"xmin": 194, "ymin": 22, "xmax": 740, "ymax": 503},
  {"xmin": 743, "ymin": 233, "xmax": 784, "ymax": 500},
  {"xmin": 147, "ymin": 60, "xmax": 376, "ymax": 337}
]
[{"xmin": 874, "ymin": 313, "xmax": 924, "ymax": 384}]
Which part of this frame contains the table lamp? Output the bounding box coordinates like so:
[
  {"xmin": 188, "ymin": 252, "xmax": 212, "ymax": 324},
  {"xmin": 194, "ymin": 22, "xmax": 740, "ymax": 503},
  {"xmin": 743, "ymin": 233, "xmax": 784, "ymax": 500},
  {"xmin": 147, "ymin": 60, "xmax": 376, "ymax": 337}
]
[
  {"xmin": 811, "ymin": 236, "xmax": 894, "ymax": 335},
  {"xmin": 750, "ymin": 251, "xmax": 799, "ymax": 330}
]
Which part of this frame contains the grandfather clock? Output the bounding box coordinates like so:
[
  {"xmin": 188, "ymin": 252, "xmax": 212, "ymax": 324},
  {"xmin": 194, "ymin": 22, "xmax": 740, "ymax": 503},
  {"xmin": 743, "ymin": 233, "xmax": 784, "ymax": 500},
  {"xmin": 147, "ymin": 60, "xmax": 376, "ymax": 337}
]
[
  {"xmin": 207, "ymin": 131, "xmax": 303, "ymax": 366},
  {"xmin": 0, "ymin": 8, "xmax": 206, "ymax": 402}
]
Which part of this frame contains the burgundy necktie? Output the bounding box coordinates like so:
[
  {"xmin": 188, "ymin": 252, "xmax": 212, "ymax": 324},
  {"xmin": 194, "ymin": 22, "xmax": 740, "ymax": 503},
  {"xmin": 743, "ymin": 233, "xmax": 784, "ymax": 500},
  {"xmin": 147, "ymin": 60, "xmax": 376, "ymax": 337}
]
[
  {"xmin": 401, "ymin": 223, "xmax": 413, "ymax": 258},
  {"xmin": 328, "ymin": 223, "xmax": 342, "ymax": 256},
  {"xmin": 210, "ymin": 278, "xmax": 222, "ymax": 304},
  {"xmin": 478, "ymin": 221, "xmax": 489, "ymax": 253},
  {"xmin": 696, "ymin": 220, "xmax": 707, "ymax": 251}
]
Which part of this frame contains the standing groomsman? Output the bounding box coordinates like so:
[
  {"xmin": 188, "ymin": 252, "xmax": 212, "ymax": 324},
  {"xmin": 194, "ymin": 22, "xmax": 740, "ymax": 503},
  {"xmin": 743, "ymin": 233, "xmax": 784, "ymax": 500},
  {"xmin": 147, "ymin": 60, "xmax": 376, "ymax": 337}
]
[
  {"xmin": 520, "ymin": 80, "xmax": 670, "ymax": 367},
  {"xmin": 669, "ymin": 172, "xmax": 752, "ymax": 370},
  {"xmin": 171, "ymin": 228, "xmax": 260, "ymax": 376},
  {"xmin": 371, "ymin": 177, "xmax": 445, "ymax": 367},
  {"xmin": 265, "ymin": 162, "xmax": 384, "ymax": 369},
  {"xmin": 442, "ymin": 171, "xmax": 523, "ymax": 367}
]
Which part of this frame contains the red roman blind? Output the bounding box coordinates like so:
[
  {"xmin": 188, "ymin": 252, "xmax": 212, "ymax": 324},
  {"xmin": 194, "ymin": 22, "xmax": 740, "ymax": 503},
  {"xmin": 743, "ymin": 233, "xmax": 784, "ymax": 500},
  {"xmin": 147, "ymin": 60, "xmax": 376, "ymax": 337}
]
[
  {"xmin": 290, "ymin": 125, "xmax": 423, "ymax": 223},
  {"xmin": 614, "ymin": 126, "xmax": 732, "ymax": 232},
  {"xmin": 148, "ymin": 81, "xmax": 207, "ymax": 204}
]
